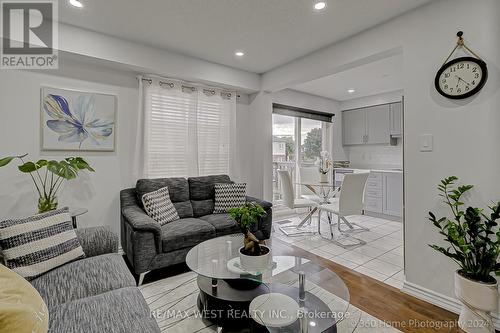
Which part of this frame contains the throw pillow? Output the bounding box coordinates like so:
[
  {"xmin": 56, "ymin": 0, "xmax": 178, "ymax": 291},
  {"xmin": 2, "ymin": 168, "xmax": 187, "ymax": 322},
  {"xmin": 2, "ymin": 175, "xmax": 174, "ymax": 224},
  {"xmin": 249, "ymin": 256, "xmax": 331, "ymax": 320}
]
[
  {"xmin": 141, "ymin": 186, "xmax": 180, "ymax": 225},
  {"xmin": 0, "ymin": 207, "xmax": 85, "ymax": 280},
  {"xmin": 213, "ymin": 183, "xmax": 247, "ymax": 213},
  {"xmin": 0, "ymin": 264, "xmax": 49, "ymax": 333}
]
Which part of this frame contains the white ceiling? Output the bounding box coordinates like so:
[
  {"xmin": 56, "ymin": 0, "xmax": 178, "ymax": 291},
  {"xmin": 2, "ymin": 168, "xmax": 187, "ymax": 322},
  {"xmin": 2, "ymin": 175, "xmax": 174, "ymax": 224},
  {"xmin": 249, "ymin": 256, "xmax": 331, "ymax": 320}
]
[
  {"xmin": 58, "ymin": 0, "xmax": 434, "ymax": 73},
  {"xmin": 291, "ymin": 54, "xmax": 403, "ymax": 101}
]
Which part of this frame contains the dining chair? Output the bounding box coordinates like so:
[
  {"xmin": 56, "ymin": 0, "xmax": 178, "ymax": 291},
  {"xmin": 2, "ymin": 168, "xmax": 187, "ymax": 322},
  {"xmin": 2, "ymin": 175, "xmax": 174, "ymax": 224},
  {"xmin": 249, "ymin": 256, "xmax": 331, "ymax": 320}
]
[
  {"xmin": 277, "ymin": 170, "xmax": 318, "ymax": 236},
  {"xmin": 319, "ymin": 172, "xmax": 370, "ymax": 248},
  {"xmin": 299, "ymin": 167, "xmax": 322, "ymax": 203}
]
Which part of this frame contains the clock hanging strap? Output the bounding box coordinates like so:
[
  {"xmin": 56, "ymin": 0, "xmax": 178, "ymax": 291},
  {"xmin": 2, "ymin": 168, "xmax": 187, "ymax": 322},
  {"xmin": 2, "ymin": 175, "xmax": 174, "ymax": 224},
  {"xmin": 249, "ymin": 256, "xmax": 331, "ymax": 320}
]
[{"xmin": 441, "ymin": 31, "xmax": 483, "ymax": 67}]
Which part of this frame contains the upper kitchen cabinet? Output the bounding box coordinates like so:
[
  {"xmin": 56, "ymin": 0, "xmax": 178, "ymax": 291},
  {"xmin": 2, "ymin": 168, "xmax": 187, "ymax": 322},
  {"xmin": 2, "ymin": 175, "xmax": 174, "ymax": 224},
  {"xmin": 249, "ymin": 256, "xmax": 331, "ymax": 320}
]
[
  {"xmin": 342, "ymin": 104, "xmax": 392, "ymax": 146},
  {"xmin": 366, "ymin": 105, "xmax": 390, "ymax": 144},
  {"xmin": 342, "ymin": 109, "xmax": 366, "ymax": 145},
  {"xmin": 389, "ymin": 102, "xmax": 403, "ymax": 137}
]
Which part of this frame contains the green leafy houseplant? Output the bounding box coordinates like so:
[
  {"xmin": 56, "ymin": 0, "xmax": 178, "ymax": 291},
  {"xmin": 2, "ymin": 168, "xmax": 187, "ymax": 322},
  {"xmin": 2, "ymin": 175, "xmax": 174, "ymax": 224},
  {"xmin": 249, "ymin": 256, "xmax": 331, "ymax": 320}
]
[
  {"xmin": 428, "ymin": 176, "xmax": 500, "ymax": 283},
  {"xmin": 0, "ymin": 154, "xmax": 94, "ymax": 213},
  {"xmin": 228, "ymin": 202, "xmax": 267, "ymax": 256}
]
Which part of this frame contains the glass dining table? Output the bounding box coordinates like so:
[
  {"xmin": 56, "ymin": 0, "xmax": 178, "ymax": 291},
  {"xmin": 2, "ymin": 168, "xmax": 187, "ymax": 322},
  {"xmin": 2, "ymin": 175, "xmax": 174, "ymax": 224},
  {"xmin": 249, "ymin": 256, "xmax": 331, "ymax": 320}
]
[{"xmin": 279, "ymin": 181, "xmax": 338, "ymax": 236}]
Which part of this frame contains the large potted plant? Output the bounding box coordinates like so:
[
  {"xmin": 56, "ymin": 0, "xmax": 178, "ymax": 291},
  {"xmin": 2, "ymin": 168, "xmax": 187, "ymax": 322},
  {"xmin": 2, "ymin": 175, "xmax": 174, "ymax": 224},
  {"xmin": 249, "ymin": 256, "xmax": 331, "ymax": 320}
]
[
  {"xmin": 228, "ymin": 202, "xmax": 270, "ymax": 272},
  {"xmin": 428, "ymin": 176, "xmax": 500, "ymax": 333},
  {"xmin": 0, "ymin": 154, "xmax": 94, "ymax": 213}
]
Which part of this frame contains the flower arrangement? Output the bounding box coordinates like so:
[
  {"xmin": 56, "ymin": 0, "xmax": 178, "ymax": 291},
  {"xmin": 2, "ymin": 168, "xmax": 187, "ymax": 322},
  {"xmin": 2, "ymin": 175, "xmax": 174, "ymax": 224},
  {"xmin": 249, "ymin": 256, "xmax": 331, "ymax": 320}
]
[{"xmin": 317, "ymin": 151, "xmax": 332, "ymax": 175}]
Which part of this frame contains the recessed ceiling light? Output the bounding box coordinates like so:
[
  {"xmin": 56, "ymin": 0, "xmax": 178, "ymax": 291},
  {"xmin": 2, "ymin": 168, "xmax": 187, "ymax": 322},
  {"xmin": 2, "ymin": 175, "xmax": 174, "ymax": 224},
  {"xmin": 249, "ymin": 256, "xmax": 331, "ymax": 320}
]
[
  {"xmin": 313, "ymin": 1, "xmax": 327, "ymax": 10},
  {"xmin": 348, "ymin": 89, "xmax": 355, "ymax": 94},
  {"xmin": 69, "ymin": 0, "xmax": 83, "ymax": 8},
  {"xmin": 235, "ymin": 51, "xmax": 245, "ymax": 57}
]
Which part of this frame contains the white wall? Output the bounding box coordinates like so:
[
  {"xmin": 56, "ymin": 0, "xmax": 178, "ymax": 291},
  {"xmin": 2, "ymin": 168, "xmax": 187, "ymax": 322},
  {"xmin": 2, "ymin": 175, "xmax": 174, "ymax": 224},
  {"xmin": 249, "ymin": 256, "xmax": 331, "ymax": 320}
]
[
  {"xmin": 259, "ymin": 0, "xmax": 500, "ymax": 317},
  {"xmin": 340, "ymin": 90, "xmax": 403, "ymax": 110},
  {"xmin": 0, "ymin": 59, "xmax": 138, "ymax": 237},
  {"xmin": 0, "ymin": 57, "xmax": 256, "ymax": 237}
]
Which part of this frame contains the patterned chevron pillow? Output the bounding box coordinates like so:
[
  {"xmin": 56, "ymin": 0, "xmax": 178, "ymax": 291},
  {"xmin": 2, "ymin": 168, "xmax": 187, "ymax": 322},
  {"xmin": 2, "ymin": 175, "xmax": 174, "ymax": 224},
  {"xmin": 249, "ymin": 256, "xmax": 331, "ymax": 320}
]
[
  {"xmin": 213, "ymin": 183, "xmax": 247, "ymax": 213},
  {"xmin": 0, "ymin": 208, "xmax": 85, "ymax": 280},
  {"xmin": 141, "ymin": 186, "xmax": 179, "ymax": 225}
]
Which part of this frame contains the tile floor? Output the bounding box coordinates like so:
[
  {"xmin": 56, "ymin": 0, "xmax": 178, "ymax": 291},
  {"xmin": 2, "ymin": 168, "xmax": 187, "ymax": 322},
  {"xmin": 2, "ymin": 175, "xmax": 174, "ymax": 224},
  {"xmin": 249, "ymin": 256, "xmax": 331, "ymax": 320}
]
[{"xmin": 273, "ymin": 213, "xmax": 405, "ymax": 289}]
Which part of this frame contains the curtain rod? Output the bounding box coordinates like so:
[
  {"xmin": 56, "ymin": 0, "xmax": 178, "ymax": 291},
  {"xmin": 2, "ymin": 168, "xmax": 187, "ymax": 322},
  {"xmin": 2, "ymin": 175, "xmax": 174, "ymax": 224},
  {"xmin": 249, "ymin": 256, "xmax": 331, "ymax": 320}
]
[{"xmin": 137, "ymin": 75, "xmax": 240, "ymax": 97}]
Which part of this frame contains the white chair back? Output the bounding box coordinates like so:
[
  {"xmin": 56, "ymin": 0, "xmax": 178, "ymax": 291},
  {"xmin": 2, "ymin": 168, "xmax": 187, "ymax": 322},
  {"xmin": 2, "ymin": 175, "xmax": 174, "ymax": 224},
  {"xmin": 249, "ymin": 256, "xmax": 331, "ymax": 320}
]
[
  {"xmin": 339, "ymin": 172, "xmax": 369, "ymax": 216},
  {"xmin": 299, "ymin": 167, "xmax": 317, "ymax": 195},
  {"xmin": 278, "ymin": 170, "xmax": 295, "ymax": 208}
]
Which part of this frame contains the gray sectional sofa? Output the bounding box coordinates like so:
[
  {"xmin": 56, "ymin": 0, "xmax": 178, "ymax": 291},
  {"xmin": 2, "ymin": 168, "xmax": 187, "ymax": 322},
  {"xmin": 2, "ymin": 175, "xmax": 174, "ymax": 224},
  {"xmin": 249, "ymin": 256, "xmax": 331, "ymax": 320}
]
[
  {"xmin": 30, "ymin": 226, "xmax": 160, "ymax": 333},
  {"xmin": 120, "ymin": 175, "xmax": 272, "ymax": 283}
]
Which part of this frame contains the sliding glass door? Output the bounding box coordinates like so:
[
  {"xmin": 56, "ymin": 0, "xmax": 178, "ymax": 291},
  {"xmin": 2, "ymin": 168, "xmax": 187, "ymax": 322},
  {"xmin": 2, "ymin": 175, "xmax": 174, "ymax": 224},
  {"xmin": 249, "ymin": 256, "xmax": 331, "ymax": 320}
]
[
  {"xmin": 272, "ymin": 114, "xmax": 296, "ymax": 202},
  {"xmin": 272, "ymin": 111, "xmax": 332, "ymax": 204}
]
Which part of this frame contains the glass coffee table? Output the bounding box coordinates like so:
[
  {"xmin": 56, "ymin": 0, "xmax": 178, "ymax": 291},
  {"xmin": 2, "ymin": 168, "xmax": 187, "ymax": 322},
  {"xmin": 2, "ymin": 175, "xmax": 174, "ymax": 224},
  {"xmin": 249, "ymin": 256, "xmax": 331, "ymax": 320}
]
[{"xmin": 186, "ymin": 234, "xmax": 356, "ymax": 332}]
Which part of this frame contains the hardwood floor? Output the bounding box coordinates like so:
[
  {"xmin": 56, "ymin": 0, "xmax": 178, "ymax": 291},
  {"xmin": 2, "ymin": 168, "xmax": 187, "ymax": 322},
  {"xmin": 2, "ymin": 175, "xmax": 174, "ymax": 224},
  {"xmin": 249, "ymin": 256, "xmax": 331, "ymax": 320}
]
[{"xmin": 269, "ymin": 237, "xmax": 464, "ymax": 333}]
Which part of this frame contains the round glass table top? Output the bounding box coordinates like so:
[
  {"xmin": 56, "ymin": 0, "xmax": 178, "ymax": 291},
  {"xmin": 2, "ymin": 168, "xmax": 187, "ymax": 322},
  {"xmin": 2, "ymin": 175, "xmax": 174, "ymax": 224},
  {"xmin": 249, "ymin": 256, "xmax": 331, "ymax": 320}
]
[{"xmin": 186, "ymin": 235, "xmax": 353, "ymax": 330}]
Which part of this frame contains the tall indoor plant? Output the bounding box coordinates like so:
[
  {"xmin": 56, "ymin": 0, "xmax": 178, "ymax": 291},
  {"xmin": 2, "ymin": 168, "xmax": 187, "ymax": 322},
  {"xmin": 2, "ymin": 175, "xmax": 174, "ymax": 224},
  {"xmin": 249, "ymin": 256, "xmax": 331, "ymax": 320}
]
[
  {"xmin": 0, "ymin": 154, "xmax": 94, "ymax": 213},
  {"xmin": 228, "ymin": 202, "xmax": 269, "ymax": 271},
  {"xmin": 428, "ymin": 176, "xmax": 500, "ymax": 333}
]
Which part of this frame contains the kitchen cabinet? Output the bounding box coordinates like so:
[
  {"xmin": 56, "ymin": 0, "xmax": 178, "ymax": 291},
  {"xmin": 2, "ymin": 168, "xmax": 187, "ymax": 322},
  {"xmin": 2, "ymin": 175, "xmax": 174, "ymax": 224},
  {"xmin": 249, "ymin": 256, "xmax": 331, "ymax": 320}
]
[
  {"xmin": 362, "ymin": 170, "xmax": 403, "ymax": 218},
  {"xmin": 364, "ymin": 172, "xmax": 383, "ymax": 213},
  {"xmin": 342, "ymin": 104, "xmax": 391, "ymax": 146},
  {"xmin": 366, "ymin": 105, "xmax": 390, "ymax": 144},
  {"xmin": 342, "ymin": 109, "xmax": 366, "ymax": 145},
  {"xmin": 383, "ymin": 172, "xmax": 403, "ymax": 217},
  {"xmin": 389, "ymin": 102, "xmax": 402, "ymax": 137}
]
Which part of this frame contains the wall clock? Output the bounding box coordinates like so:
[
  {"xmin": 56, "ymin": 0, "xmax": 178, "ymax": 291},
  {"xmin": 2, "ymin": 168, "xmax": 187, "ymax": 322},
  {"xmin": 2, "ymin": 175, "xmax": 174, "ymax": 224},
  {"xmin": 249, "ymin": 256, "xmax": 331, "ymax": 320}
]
[{"xmin": 435, "ymin": 32, "xmax": 488, "ymax": 100}]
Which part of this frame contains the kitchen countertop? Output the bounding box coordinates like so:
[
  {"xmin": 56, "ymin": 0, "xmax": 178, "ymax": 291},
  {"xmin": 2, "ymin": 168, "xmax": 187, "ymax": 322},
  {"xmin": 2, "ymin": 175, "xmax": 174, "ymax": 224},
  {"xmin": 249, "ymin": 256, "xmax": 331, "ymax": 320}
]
[{"xmin": 334, "ymin": 167, "xmax": 403, "ymax": 174}]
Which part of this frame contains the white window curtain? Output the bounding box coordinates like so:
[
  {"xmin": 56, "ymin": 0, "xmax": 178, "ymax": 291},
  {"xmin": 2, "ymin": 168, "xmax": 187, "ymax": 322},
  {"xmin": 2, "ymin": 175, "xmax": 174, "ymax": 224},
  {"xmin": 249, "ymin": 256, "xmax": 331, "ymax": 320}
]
[{"xmin": 134, "ymin": 77, "xmax": 236, "ymax": 179}]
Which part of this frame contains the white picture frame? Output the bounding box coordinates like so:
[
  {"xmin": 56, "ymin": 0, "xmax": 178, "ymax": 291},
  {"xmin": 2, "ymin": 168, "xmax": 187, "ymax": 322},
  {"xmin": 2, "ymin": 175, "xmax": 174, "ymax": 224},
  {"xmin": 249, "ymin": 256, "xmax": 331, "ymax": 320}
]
[{"xmin": 40, "ymin": 87, "xmax": 116, "ymax": 151}]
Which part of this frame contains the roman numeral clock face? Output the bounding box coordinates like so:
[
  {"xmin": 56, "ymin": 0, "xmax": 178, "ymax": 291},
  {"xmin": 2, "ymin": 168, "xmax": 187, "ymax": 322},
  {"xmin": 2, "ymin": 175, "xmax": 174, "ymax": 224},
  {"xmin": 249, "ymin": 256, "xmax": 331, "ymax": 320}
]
[{"xmin": 435, "ymin": 57, "xmax": 488, "ymax": 99}]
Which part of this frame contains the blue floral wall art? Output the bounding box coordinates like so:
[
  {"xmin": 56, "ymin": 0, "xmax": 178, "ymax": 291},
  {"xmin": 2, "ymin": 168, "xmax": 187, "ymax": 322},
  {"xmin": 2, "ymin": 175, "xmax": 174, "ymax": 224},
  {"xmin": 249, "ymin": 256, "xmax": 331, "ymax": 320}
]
[{"xmin": 41, "ymin": 87, "xmax": 116, "ymax": 151}]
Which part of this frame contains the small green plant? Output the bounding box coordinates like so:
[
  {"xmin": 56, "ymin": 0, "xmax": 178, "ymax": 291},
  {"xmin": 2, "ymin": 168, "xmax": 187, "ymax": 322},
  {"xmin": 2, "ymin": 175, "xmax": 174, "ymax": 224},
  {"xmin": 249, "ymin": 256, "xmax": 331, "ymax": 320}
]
[
  {"xmin": 228, "ymin": 202, "xmax": 267, "ymax": 256},
  {"xmin": 428, "ymin": 176, "xmax": 500, "ymax": 283},
  {"xmin": 0, "ymin": 154, "xmax": 94, "ymax": 213}
]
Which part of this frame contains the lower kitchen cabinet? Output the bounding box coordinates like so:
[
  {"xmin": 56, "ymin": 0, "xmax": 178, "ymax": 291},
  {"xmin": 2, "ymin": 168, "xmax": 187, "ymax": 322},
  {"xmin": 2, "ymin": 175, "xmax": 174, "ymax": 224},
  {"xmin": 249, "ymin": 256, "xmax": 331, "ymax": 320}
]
[
  {"xmin": 363, "ymin": 171, "xmax": 403, "ymax": 218},
  {"xmin": 383, "ymin": 172, "xmax": 403, "ymax": 217}
]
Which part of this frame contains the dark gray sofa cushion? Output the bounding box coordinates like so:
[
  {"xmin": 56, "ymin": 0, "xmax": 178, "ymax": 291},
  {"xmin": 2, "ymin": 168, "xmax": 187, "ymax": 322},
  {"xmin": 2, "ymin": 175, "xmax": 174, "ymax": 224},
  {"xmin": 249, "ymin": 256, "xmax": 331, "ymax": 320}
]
[
  {"xmin": 188, "ymin": 175, "xmax": 232, "ymax": 217},
  {"xmin": 31, "ymin": 253, "xmax": 136, "ymax": 310},
  {"xmin": 161, "ymin": 218, "xmax": 216, "ymax": 253},
  {"xmin": 199, "ymin": 214, "xmax": 241, "ymax": 237},
  {"xmin": 49, "ymin": 287, "xmax": 160, "ymax": 333},
  {"xmin": 136, "ymin": 178, "xmax": 193, "ymax": 218}
]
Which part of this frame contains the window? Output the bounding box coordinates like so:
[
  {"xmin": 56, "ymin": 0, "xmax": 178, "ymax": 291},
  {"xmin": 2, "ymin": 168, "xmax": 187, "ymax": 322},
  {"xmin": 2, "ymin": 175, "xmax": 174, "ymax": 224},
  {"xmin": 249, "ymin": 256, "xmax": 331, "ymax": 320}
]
[
  {"xmin": 272, "ymin": 104, "xmax": 333, "ymax": 203},
  {"xmin": 142, "ymin": 80, "xmax": 235, "ymax": 178}
]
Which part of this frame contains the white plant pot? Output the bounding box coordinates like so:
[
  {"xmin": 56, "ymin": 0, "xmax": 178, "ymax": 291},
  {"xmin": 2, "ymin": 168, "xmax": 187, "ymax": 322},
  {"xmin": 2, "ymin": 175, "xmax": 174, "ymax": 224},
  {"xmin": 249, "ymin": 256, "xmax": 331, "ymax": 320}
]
[
  {"xmin": 239, "ymin": 246, "xmax": 271, "ymax": 273},
  {"xmin": 319, "ymin": 173, "xmax": 328, "ymax": 183},
  {"xmin": 455, "ymin": 270, "xmax": 498, "ymax": 333}
]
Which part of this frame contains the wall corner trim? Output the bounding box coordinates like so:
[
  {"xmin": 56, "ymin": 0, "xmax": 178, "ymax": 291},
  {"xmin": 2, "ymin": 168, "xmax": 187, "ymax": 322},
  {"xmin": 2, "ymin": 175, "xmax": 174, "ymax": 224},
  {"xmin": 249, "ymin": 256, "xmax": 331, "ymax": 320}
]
[{"xmin": 402, "ymin": 281, "xmax": 500, "ymax": 329}]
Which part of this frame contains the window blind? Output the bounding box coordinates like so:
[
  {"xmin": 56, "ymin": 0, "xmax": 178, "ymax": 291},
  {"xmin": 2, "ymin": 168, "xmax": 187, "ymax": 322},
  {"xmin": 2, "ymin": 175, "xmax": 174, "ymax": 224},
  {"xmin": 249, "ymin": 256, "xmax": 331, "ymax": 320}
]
[
  {"xmin": 143, "ymin": 80, "xmax": 235, "ymax": 178},
  {"xmin": 273, "ymin": 103, "xmax": 335, "ymax": 123}
]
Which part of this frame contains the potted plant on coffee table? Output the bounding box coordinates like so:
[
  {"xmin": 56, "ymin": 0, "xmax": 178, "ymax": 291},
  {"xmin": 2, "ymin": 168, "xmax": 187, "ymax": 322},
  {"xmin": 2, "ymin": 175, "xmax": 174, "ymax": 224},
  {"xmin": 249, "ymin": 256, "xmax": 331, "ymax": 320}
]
[
  {"xmin": 228, "ymin": 202, "xmax": 270, "ymax": 272},
  {"xmin": 428, "ymin": 176, "xmax": 500, "ymax": 333}
]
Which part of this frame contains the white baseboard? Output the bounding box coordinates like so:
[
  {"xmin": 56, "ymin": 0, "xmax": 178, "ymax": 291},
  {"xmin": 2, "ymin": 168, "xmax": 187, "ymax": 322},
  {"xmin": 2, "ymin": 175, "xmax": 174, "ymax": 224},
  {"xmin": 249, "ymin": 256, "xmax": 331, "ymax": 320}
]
[{"xmin": 402, "ymin": 281, "xmax": 500, "ymax": 329}]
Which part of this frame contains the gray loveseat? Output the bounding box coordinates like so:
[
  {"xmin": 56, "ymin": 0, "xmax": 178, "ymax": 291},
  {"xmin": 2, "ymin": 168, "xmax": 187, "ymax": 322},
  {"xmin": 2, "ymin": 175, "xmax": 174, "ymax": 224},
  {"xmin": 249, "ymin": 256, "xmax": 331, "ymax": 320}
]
[
  {"xmin": 120, "ymin": 175, "xmax": 272, "ymax": 283},
  {"xmin": 30, "ymin": 226, "xmax": 160, "ymax": 333}
]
